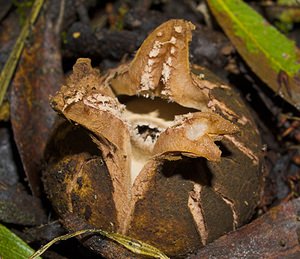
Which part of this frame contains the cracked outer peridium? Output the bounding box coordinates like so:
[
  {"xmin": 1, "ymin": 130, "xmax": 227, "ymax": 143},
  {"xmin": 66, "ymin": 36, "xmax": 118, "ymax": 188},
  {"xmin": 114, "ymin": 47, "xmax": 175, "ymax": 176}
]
[{"xmin": 47, "ymin": 19, "xmax": 263, "ymax": 257}]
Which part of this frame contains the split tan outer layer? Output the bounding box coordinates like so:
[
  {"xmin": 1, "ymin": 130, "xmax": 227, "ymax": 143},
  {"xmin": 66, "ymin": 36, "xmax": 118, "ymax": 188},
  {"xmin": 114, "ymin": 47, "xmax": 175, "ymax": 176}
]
[{"xmin": 45, "ymin": 19, "xmax": 263, "ymax": 258}]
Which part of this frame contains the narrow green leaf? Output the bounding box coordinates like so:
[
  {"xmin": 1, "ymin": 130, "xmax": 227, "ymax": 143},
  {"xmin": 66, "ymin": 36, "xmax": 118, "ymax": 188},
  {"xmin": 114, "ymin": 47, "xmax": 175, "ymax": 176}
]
[
  {"xmin": 0, "ymin": 223, "xmax": 40, "ymax": 259},
  {"xmin": 207, "ymin": 0, "xmax": 300, "ymax": 109}
]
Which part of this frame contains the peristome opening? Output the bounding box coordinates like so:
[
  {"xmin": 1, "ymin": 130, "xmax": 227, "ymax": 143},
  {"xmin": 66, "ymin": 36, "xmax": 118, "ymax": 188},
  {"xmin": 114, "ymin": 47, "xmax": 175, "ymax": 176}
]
[{"xmin": 118, "ymin": 95, "xmax": 197, "ymax": 184}]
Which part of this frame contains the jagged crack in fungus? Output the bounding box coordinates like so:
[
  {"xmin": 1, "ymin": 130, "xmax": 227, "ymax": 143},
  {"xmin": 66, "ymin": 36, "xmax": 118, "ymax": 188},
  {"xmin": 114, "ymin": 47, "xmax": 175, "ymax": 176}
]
[{"xmin": 46, "ymin": 19, "xmax": 263, "ymax": 258}]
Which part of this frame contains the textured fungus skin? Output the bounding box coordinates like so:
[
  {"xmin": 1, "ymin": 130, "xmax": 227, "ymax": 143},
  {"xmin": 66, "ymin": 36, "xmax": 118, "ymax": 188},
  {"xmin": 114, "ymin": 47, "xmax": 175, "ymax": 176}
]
[
  {"xmin": 44, "ymin": 20, "xmax": 263, "ymax": 258},
  {"xmin": 44, "ymin": 123, "xmax": 119, "ymax": 231}
]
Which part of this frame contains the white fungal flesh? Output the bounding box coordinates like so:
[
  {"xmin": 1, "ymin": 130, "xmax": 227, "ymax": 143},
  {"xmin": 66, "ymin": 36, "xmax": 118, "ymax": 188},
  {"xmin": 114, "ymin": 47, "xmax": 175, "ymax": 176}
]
[
  {"xmin": 149, "ymin": 40, "xmax": 161, "ymax": 58},
  {"xmin": 174, "ymin": 25, "xmax": 183, "ymax": 33},
  {"xmin": 219, "ymin": 195, "xmax": 238, "ymax": 229},
  {"xmin": 124, "ymin": 109, "xmax": 171, "ymax": 183},
  {"xmin": 83, "ymin": 93, "xmax": 125, "ymax": 118},
  {"xmin": 224, "ymin": 135, "xmax": 259, "ymax": 165},
  {"xmin": 140, "ymin": 60, "xmax": 155, "ymax": 91},
  {"xmin": 130, "ymin": 146, "xmax": 151, "ymax": 184},
  {"xmin": 170, "ymin": 36, "xmax": 177, "ymax": 44},
  {"xmin": 186, "ymin": 122, "xmax": 208, "ymax": 140},
  {"xmin": 170, "ymin": 46, "xmax": 176, "ymax": 54},
  {"xmin": 63, "ymin": 90, "xmax": 85, "ymax": 111},
  {"xmin": 161, "ymin": 58, "xmax": 172, "ymax": 84},
  {"xmin": 140, "ymin": 27, "xmax": 180, "ymax": 95},
  {"xmin": 123, "ymin": 97, "xmax": 196, "ymax": 183},
  {"xmin": 188, "ymin": 184, "xmax": 208, "ymax": 245}
]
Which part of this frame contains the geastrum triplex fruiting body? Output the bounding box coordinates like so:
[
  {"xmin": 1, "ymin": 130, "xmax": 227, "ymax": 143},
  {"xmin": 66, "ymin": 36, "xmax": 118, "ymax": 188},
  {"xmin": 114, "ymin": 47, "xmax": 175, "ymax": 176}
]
[{"xmin": 44, "ymin": 20, "xmax": 263, "ymax": 257}]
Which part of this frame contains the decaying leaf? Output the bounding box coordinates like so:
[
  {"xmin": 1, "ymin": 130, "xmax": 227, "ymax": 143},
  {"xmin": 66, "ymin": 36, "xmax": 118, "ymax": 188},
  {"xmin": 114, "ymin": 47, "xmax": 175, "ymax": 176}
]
[
  {"xmin": 10, "ymin": 0, "xmax": 63, "ymax": 195},
  {"xmin": 44, "ymin": 19, "xmax": 263, "ymax": 257},
  {"xmin": 187, "ymin": 197, "xmax": 300, "ymax": 259},
  {"xmin": 0, "ymin": 183, "xmax": 47, "ymax": 226},
  {"xmin": 207, "ymin": 0, "xmax": 300, "ymax": 110},
  {"xmin": 0, "ymin": 0, "xmax": 44, "ymax": 106}
]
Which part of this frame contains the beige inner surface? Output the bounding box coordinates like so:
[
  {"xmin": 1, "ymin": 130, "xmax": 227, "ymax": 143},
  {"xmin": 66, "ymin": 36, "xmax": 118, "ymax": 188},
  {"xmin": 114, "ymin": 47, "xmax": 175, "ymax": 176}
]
[{"xmin": 120, "ymin": 96, "xmax": 196, "ymax": 184}]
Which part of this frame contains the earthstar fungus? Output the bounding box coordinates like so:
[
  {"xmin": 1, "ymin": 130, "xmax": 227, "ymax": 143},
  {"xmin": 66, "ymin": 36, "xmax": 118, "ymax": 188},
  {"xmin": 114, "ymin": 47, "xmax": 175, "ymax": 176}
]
[{"xmin": 45, "ymin": 19, "xmax": 263, "ymax": 257}]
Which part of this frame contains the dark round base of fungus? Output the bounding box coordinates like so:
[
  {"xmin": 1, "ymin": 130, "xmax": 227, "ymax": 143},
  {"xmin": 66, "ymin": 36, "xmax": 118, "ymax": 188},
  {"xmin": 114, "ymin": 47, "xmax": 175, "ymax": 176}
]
[{"xmin": 43, "ymin": 19, "xmax": 263, "ymax": 258}]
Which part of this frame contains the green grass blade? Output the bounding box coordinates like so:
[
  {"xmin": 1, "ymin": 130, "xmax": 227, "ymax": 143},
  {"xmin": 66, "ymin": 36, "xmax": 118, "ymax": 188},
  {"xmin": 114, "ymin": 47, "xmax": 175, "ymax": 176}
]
[
  {"xmin": 0, "ymin": 223, "xmax": 41, "ymax": 259},
  {"xmin": 29, "ymin": 228, "xmax": 169, "ymax": 259}
]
